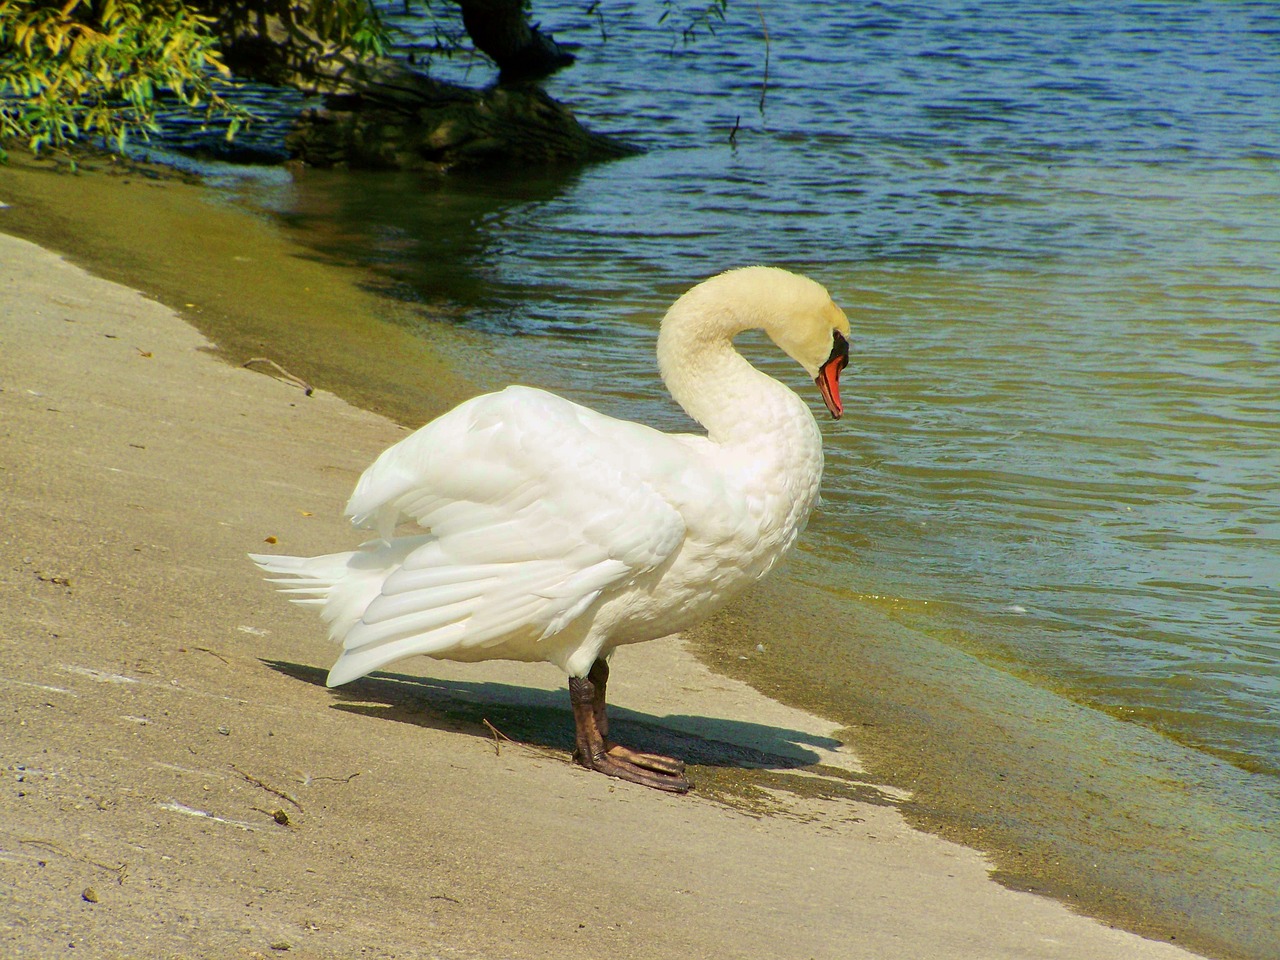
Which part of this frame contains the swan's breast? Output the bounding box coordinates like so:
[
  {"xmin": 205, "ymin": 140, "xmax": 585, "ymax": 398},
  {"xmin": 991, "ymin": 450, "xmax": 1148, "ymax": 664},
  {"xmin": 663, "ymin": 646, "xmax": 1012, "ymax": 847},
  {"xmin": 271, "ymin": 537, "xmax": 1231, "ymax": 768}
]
[{"xmin": 603, "ymin": 398, "xmax": 826, "ymax": 643}]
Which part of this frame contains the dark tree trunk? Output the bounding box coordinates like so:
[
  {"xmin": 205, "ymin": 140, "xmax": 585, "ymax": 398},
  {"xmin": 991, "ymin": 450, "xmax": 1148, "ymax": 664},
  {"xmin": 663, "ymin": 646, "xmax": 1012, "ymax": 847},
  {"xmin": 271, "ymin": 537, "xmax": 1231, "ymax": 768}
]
[
  {"xmin": 455, "ymin": 0, "xmax": 575, "ymax": 82},
  {"xmin": 284, "ymin": 62, "xmax": 635, "ymax": 171},
  {"xmin": 206, "ymin": 0, "xmax": 370, "ymax": 92},
  {"xmin": 198, "ymin": 1, "xmax": 630, "ymax": 171}
]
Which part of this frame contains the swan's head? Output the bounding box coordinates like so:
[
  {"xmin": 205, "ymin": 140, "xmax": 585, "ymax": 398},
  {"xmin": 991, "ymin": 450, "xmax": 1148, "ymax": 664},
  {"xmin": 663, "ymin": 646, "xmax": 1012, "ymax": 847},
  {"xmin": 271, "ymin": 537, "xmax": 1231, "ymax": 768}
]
[{"xmin": 709, "ymin": 266, "xmax": 852, "ymax": 419}]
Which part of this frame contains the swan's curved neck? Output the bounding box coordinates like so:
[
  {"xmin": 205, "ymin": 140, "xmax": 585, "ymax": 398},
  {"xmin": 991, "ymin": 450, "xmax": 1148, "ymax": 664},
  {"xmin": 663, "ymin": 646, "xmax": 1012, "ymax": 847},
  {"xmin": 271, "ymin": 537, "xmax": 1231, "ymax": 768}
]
[{"xmin": 656, "ymin": 295, "xmax": 811, "ymax": 446}]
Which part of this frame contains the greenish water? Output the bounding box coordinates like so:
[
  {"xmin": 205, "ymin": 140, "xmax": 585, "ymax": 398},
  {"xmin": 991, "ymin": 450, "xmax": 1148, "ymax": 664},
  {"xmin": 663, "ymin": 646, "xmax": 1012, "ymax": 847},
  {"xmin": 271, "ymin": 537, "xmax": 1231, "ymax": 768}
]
[{"xmin": 137, "ymin": 1, "xmax": 1278, "ymax": 956}]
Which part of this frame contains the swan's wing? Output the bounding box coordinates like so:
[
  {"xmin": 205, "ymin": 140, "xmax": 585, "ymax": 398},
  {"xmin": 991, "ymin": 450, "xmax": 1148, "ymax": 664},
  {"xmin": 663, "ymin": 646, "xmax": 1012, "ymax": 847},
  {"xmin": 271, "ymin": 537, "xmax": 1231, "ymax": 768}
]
[{"xmin": 329, "ymin": 386, "xmax": 688, "ymax": 678}]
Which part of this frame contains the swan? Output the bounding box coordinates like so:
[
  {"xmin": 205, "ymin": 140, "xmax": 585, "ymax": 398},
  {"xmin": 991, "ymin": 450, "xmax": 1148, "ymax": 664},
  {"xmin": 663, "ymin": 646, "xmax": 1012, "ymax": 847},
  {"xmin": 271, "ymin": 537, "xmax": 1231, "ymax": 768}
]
[{"xmin": 251, "ymin": 266, "xmax": 850, "ymax": 792}]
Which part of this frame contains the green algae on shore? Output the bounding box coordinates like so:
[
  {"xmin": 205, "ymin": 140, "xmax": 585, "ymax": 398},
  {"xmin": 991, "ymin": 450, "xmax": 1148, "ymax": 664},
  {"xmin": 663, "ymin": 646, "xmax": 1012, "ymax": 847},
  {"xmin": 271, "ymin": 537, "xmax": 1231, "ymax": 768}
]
[
  {"xmin": 0, "ymin": 153, "xmax": 478, "ymax": 428},
  {"xmin": 688, "ymin": 571, "xmax": 1278, "ymax": 960}
]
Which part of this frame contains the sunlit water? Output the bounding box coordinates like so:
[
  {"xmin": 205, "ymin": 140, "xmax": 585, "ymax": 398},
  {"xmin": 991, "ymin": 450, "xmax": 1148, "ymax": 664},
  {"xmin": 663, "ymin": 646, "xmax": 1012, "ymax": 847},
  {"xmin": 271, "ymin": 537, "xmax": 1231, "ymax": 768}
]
[{"xmin": 160, "ymin": 1, "xmax": 1279, "ymax": 954}]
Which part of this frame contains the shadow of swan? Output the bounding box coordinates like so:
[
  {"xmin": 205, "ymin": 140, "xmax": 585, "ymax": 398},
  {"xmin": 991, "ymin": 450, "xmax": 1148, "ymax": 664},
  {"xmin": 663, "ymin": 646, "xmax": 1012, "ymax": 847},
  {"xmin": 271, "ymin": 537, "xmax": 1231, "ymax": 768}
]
[{"xmin": 262, "ymin": 658, "xmax": 901, "ymax": 810}]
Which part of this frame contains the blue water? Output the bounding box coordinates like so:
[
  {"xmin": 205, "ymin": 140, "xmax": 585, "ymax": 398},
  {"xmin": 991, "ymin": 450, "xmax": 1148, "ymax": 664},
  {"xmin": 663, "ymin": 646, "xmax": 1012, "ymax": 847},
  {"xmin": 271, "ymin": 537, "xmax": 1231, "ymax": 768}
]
[{"xmin": 170, "ymin": 1, "xmax": 1280, "ymax": 954}]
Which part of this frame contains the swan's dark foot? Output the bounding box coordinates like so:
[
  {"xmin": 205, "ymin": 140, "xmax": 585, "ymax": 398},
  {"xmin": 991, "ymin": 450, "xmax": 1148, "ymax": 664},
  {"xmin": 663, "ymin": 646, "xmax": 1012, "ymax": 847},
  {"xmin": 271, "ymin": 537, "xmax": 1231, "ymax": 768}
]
[
  {"xmin": 605, "ymin": 742, "xmax": 686, "ymax": 777},
  {"xmin": 568, "ymin": 659, "xmax": 691, "ymax": 793},
  {"xmin": 577, "ymin": 744, "xmax": 691, "ymax": 792}
]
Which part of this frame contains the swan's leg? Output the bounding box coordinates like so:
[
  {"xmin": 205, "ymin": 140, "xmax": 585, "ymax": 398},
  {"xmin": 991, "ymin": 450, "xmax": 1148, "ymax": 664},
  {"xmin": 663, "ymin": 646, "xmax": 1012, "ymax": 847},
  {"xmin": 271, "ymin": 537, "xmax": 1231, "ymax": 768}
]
[
  {"xmin": 568, "ymin": 663, "xmax": 689, "ymax": 793},
  {"xmin": 588, "ymin": 659, "xmax": 686, "ymax": 777},
  {"xmin": 587, "ymin": 658, "xmax": 612, "ymax": 739}
]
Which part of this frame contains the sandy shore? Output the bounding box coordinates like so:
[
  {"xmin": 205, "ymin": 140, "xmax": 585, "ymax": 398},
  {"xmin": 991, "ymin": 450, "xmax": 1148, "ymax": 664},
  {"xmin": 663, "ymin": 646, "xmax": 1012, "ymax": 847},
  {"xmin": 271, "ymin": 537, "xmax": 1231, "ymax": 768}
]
[{"xmin": 0, "ymin": 228, "xmax": 1202, "ymax": 959}]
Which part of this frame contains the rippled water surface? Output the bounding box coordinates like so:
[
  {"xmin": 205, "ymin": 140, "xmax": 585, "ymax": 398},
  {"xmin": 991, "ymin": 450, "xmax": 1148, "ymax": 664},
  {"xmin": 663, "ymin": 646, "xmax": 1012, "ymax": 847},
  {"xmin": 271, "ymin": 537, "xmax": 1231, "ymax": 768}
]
[{"xmin": 188, "ymin": 1, "xmax": 1279, "ymax": 955}]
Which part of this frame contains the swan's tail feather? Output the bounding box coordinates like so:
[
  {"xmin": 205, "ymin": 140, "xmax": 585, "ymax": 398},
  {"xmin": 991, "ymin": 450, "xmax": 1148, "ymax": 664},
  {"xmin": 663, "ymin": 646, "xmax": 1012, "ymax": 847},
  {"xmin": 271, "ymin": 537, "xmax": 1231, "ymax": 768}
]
[
  {"xmin": 250, "ymin": 537, "xmax": 432, "ymax": 655},
  {"xmin": 250, "ymin": 535, "xmax": 529, "ymax": 687},
  {"xmin": 325, "ymin": 625, "xmax": 468, "ymax": 687}
]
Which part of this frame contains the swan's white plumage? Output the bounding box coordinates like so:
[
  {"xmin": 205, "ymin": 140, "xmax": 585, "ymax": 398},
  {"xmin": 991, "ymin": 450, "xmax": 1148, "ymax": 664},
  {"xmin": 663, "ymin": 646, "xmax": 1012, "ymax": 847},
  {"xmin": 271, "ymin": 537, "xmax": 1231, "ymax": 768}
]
[{"xmin": 252, "ymin": 266, "xmax": 850, "ymax": 688}]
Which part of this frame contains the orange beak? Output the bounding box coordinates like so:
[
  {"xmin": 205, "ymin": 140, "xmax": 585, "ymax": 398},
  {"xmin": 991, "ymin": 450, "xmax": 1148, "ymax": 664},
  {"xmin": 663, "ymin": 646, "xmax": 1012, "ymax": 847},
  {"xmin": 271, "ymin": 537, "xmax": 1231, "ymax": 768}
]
[{"xmin": 815, "ymin": 332, "xmax": 849, "ymax": 420}]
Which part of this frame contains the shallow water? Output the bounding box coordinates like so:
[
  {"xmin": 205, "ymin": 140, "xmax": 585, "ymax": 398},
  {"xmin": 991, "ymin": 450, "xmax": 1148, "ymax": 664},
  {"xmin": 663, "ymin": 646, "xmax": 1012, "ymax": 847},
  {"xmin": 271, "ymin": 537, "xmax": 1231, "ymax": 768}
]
[{"xmin": 159, "ymin": 1, "xmax": 1278, "ymax": 955}]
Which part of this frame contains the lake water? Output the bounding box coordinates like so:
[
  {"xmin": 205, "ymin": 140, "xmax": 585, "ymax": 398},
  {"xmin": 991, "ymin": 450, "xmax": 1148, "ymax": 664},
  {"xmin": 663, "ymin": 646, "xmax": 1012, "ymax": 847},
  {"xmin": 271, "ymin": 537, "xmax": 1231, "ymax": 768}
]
[{"xmin": 162, "ymin": 1, "xmax": 1279, "ymax": 956}]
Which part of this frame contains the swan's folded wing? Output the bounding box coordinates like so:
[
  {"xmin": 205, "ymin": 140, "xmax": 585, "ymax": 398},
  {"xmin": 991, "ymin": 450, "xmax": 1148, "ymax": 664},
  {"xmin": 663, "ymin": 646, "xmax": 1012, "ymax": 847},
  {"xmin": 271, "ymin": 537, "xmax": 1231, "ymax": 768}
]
[{"xmin": 332, "ymin": 387, "xmax": 688, "ymax": 670}]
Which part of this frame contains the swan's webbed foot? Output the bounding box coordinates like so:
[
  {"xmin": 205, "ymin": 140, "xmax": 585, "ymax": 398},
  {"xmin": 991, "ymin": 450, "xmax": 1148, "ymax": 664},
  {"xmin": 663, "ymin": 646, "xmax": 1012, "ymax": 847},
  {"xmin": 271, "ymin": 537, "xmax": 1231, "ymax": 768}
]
[
  {"xmin": 568, "ymin": 659, "xmax": 690, "ymax": 794},
  {"xmin": 605, "ymin": 742, "xmax": 686, "ymax": 778},
  {"xmin": 577, "ymin": 744, "xmax": 691, "ymax": 793}
]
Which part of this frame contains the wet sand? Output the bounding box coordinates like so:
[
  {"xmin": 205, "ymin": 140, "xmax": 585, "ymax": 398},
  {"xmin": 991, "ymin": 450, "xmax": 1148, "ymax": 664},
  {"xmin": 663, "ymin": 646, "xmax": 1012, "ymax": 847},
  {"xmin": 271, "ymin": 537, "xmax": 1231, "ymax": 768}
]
[{"xmin": 0, "ymin": 166, "xmax": 1203, "ymax": 958}]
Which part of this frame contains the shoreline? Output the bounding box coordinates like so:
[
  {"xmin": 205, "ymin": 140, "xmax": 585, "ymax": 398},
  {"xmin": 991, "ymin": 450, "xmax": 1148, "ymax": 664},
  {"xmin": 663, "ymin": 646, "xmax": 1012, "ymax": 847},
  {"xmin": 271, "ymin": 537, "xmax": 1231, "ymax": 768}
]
[
  {"xmin": 1, "ymin": 161, "xmax": 1201, "ymax": 959},
  {"xmin": 690, "ymin": 571, "xmax": 1275, "ymax": 960}
]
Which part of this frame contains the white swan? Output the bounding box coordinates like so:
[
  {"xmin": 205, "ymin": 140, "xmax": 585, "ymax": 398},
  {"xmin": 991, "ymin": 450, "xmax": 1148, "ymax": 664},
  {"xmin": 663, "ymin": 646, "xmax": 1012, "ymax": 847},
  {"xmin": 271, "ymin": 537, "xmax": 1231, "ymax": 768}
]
[{"xmin": 251, "ymin": 266, "xmax": 850, "ymax": 792}]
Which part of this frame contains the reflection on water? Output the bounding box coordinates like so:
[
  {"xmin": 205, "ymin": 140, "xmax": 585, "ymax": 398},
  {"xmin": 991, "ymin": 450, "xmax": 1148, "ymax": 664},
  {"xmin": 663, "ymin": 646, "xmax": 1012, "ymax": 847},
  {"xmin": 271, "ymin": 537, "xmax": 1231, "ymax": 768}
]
[{"xmin": 193, "ymin": 1, "xmax": 1278, "ymax": 955}]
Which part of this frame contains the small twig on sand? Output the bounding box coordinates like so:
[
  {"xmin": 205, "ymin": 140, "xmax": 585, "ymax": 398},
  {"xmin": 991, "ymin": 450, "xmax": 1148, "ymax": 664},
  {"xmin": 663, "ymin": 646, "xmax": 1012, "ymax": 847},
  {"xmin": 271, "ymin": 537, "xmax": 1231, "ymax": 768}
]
[
  {"xmin": 230, "ymin": 765, "xmax": 304, "ymax": 812},
  {"xmin": 304, "ymin": 771, "xmax": 361, "ymax": 785},
  {"xmin": 243, "ymin": 357, "xmax": 314, "ymax": 396},
  {"xmin": 20, "ymin": 839, "xmax": 128, "ymax": 884},
  {"xmin": 482, "ymin": 718, "xmax": 514, "ymax": 757},
  {"xmin": 193, "ymin": 646, "xmax": 229, "ymax": 665}
]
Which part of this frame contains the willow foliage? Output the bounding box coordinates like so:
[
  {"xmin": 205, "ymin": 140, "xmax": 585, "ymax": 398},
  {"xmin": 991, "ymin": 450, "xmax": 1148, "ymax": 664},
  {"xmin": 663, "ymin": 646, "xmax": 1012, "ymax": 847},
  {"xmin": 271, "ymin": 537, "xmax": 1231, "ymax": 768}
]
[
  {"xmin": 0, "ymin": 0, "xmax": 239, "ymax": 158},
  {"xmin": 0, "ymin": 0, "xmax": 386, "ymax": 160}
]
